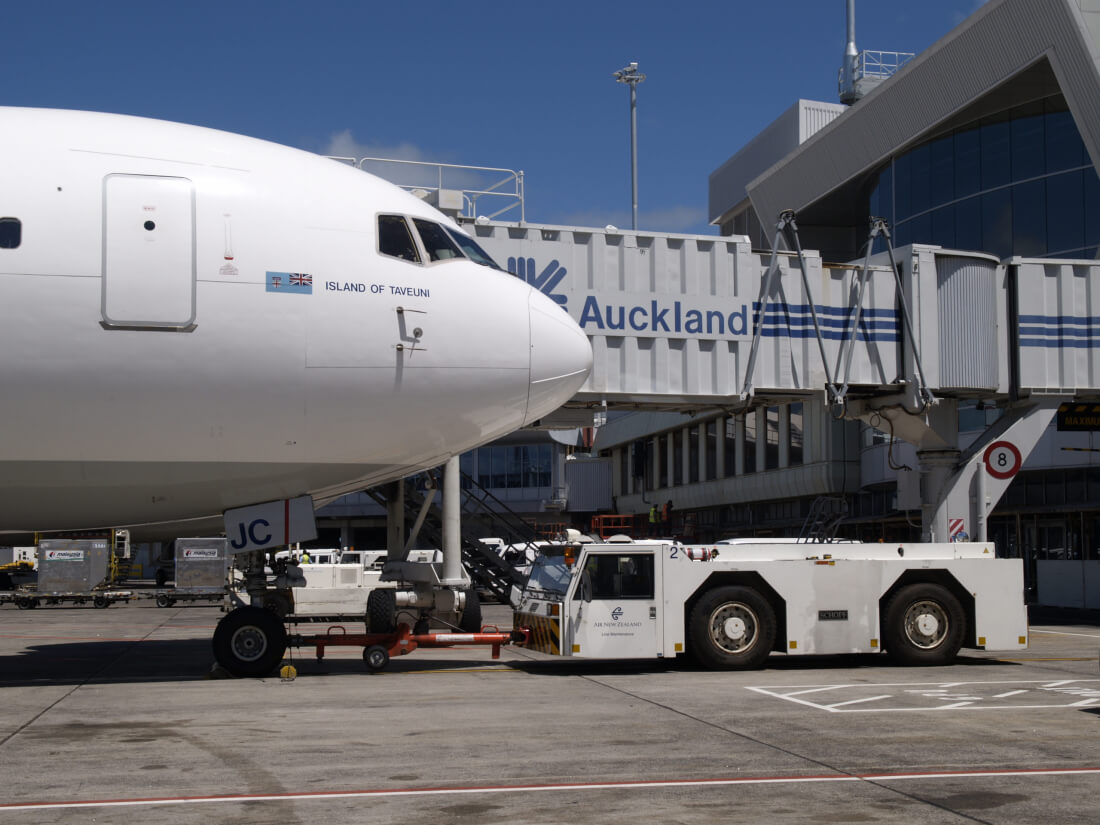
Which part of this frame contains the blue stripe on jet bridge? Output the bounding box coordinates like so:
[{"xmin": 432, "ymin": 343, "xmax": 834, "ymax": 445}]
[
  {"xmin": 752, "ymin": 302, "xmax": 900, "ymax": 342},
  {"xmin": 1019, "ymin": 338, "xmax": 1100, "ymax": 348},
  {"xmin": 760, "ymin": 328, "xmax": 900, "ymax": 342},
  {"xmin": 753, "ymin": 302, "xmax": 900, "ymax": 318},
  {"xmin": 1017, "ymin": 313, "xmax": 1100, "ymax": 347},
  {"xmin": 1018, "ymin": 327, "xmax": 1099, "ymax": 339},
  {"xmin": 1018, "ymin": 313, "xmax": 1100, "ymax": 326},
  {"xmin": 760, "ymin": 313, "xmax": 900, "ymax": 331}
]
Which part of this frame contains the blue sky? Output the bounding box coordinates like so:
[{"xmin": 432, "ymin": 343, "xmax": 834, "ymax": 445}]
[{"xmin": 8, "ymin": 0, "xmax": 987, "ymax": 234}]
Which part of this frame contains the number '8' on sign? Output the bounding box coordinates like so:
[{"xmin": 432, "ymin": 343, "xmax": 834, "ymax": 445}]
[{"xmin": 983, "ymin": 441, "xmax": 1022, "ymax": 480}]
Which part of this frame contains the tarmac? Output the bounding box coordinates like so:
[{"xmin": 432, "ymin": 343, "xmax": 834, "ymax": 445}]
[{"xmin": 0, "ymin": 599, "xmax": 1097, "ymax": 824}]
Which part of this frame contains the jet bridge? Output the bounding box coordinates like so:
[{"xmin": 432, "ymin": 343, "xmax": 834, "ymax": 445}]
[{"xmin": 464, "ymin": 216, "xmax": 1100, "ymax": 543}]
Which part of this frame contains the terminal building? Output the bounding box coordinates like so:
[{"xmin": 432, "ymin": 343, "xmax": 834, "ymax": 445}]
[
  {"xmin": 322, "ymin": 0, "xmax": 1100, "ymax": 608},
  {"xmin": 600, "ymin": 0, "xmax": 1100, "ymax": 605}
]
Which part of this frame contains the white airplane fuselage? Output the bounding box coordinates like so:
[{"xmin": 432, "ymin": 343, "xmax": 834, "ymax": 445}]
[{"xmin": 0, "ymin": 108, "xmax": 591, "ymax": 535}]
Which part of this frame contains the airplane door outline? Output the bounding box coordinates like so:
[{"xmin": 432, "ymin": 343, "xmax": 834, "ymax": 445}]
[{"xmin": 101, "ymin": 174, "xmax": 197, "ymax": 330}]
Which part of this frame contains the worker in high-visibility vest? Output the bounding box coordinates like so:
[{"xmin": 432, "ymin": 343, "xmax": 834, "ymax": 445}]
[
  {"xmin": 300, "ymin": 550, "xmax": 311, "ymax": 564},
  {"xmin": 649, "ymin": 504, "xmax": 658, "ymax": 536}
]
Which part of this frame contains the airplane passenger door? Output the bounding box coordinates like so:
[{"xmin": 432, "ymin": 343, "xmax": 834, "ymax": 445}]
[
  {"xmin": 569, "ymin": 551, "xmax": 661, "ymax": 659},
  {"xmin": 102, "ymin": 174, "xmax": 196, "ymax": 330}
]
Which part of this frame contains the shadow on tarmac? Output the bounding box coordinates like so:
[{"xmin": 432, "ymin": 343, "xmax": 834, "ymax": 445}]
[{"xmin": 0, "ymin": 638, "xmax": 214, "ymax": 685}]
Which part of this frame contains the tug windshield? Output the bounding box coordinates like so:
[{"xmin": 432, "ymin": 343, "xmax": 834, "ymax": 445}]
[{"xmin": 526, "ymin": 553, "xmax": 573, "ymax": 596}]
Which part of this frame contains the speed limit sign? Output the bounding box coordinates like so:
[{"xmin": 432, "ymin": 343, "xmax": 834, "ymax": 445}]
[{"xmin": 983, "ymin": 440, "xmax": 1022, "ymax": 480}]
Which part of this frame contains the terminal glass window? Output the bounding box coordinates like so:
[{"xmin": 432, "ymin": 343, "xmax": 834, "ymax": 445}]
[
  {"xmin": 705, "ymin": 420, "xmax": 717, "ymax": 480},
  {"xmin": 868, "ymin": 92, "xmax": 1100, "ymax": 260},
  {"xmin": 789, "ymin": 403, "xmax": 804, "ymax": 466},
  {"xmin": 378, "ymin": 215, "xmax": 420, "ymax": 262},
  {"xmin": 581, "ymin": 553, "xmax": 655, "ymax": 600},
  {"xmin": 412, "ymin": 219, "xmax": 463, "ymax": 262},
  {"xmin": 658, "ymin": 434, "xmax": 669, "ymax": 487},
  {"xmin": 743, "ymin": 413, "xmax": 757, "ymax": 474},
  {"xmin": 724, "ymin": 418, "xmax": 736, "ymax": 477},
  {"xmin": 765, "ymin": 407, "xmax": 780, "ymax": 471},
  {"xmin": 689, "ymin": 426, "xmax": 700, "ymax": 484},
  {"xmin": 475, "ymin": 444, "xmax": 551, "ymax": 491}
]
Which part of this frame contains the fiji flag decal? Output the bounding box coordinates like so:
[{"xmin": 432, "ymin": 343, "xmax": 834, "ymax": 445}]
[{"xmin": 266, "ymin": 271, "xmax": 313, "ymax": 295}]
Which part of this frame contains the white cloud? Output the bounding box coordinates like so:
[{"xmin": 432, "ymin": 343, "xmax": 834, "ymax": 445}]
[{"xmin": 323, "ymin": 128, "xmax": 430, "ymax": 163}]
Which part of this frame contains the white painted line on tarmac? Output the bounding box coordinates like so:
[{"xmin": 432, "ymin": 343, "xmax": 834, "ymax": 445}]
[
  {"xmin": 748, "ymin": 679, "xmax": 1100, "ymax": 712},
  {"xmin": 783, "ymin": 685, "xmax": 854, "ymax": 697},
  {"xmin": 824, "ymin": 695, "xmax": 892, "ymax": 709},
  {"xmin": 1031, "ymin": 629, "xmax": 1100, "ymax": 639},
  {"xmin": 2, "ymin": 767, "xmax": 1098, "ymax": 813}
]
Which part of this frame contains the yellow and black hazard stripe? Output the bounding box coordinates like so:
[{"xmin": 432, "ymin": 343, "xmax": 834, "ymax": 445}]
[{"xmin": 515, "ymin": 612, "xmax": 560, "ymax": 655}]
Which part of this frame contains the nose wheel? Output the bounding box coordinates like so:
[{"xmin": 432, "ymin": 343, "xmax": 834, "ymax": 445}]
[{"xmin": 212, "ymin": 606, "xmax": 288, "ymax": 677}]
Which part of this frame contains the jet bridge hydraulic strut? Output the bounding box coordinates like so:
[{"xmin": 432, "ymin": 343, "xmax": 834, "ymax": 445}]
[{"xmin": 740, "ymin": 211, "xmax": 934, "ymax": 413}]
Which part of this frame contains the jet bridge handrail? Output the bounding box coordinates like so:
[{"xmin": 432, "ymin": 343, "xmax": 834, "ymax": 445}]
[{"xmin": 352, "ymin": 157, "xmax": 525, "ymax": 223}]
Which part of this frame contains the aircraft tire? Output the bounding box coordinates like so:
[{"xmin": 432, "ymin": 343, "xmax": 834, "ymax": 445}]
[
  {"xmin": 212, "ymin": 606, "xmax": 287, "ymax": 678},
  {"xmin": 457, "ymin": 588, "xmax": 482, "ymax": 632},
  {"xmin": 367, "ymin": 589, "xmax": 397, "ymax": 633},
  {"xmin": 883, "ymin": 583, "xmax": 965, "ymax": 666},
  {"xmin": 689, "ymin": 585, "xmax": 775, "ymax": 670}
]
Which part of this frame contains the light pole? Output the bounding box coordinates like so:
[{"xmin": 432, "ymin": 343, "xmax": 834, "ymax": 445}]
[{"xmin": 613, "ymin": 61, "xmax": 645, "ymax": 231}]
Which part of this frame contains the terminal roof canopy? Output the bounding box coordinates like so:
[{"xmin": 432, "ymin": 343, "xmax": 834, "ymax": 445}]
[{"xmin": 718, "ymin": 0, "xmax": 1100, "ymax": 262}]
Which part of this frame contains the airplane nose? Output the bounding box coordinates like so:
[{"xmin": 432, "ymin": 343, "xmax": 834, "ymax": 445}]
[{"xmin": 525, "ymin": 290, "xmax": 592, "ymax": 425}]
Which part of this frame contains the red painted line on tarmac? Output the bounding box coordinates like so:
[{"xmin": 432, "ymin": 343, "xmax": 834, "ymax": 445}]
[{"xmin": 1, "ymin": 766, "xmax": 1098, "ymax": 812}]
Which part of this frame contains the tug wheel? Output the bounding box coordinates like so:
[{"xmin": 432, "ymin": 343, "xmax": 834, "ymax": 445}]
[
  {"xmin": 689, "ymin": 585, "xmax": 775, "ymax": 670},
  {"xmin": 212, "ymin": 606, "xmax": 287, "ymax": 677},
  {"xmin": 883, "ymin": 583, "xmax": 965, "ymax": 666},
  {"xmin": 363, "ymin": 645, "xmax": 390, "ymax": 672}
]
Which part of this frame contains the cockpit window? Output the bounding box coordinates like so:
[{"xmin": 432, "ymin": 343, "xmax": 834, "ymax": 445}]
[
  {"xmin": 444, "ymin": 227, "xmax": 503, "ymax": 270},
  {"xmin": 378, "ymin": 214, "xmax": 420, "ymax": 263},
  {"xmin": 412, "ymin": 218, "xmax": 463, "ymax": 262}
]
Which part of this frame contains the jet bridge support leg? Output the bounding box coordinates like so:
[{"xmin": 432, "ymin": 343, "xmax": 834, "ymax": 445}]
[
  {"xmin": 921, "ymin": 399, "xmax": 1061, "ymax": 543},
  {"xmin": 852, "ymin": 398, "xmax": 1062, "ymax": 544}
]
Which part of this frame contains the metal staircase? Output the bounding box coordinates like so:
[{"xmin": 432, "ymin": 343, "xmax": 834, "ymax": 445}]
[
  {"xmin": 798, "ymin": 496, "xmax": 849, "ymax": 543},
  {"xmin": 366, "ymin": 472, "xmax": 545, "ymax": 607}
]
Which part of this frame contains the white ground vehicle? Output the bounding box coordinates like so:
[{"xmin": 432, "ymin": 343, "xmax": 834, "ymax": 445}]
[{"xmin": 515, "ymin": 540, "xmax": 1027, "ymax": 668}]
